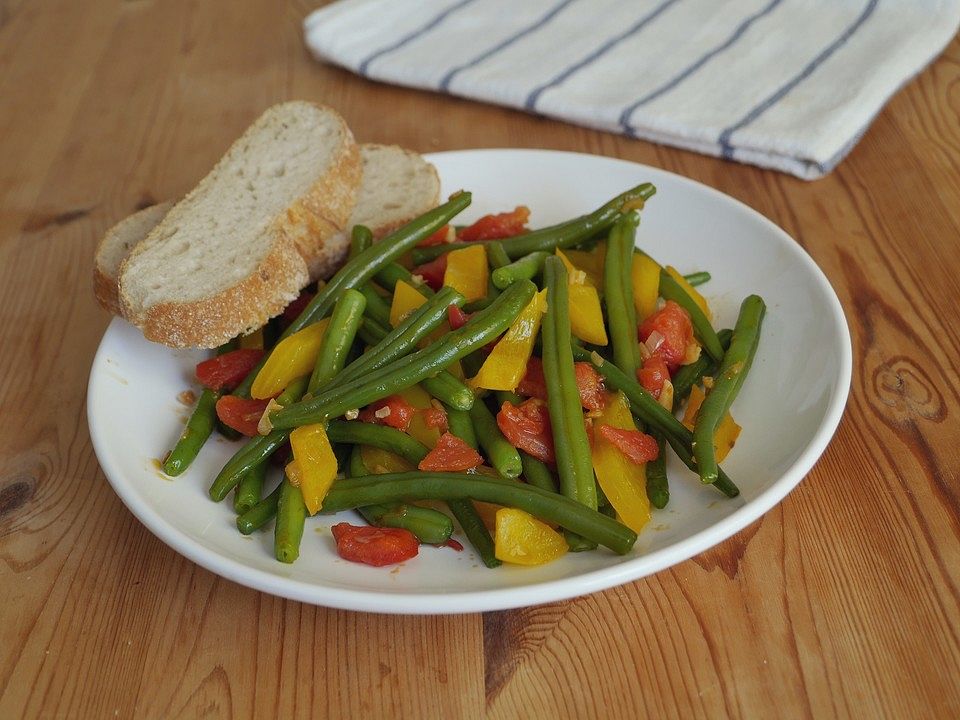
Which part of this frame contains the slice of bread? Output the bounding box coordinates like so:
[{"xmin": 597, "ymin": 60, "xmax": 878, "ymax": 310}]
[
  {"xmin": 329, "ymin": 143, "xmax": 440, "ymax": 254},
  {"xmin": 118, "ymin": 101, "xmax": 361, "ymax": 348},
  {"xmin": 93, "ymin": 202, "xmax": 173, "ymax": 315}
]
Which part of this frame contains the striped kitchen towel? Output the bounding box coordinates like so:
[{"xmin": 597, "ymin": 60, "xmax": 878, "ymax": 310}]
[{"xmin": 304, "ymin": 0, "xmax": 959, "ymax": 179}]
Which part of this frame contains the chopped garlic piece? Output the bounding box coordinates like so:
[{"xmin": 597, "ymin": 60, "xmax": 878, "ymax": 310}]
[{"xmin": 258, "ymin": 399, "xmax": 283, "ymax": 435}]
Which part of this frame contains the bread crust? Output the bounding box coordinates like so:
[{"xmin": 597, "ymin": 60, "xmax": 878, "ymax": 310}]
[
  {"xmin": 137, "ymin": 233, "xmax": 310, "ymax": 348},
  {"xmin": 118, "ymin": 103, "xmax": 361, "ymax": 348}
]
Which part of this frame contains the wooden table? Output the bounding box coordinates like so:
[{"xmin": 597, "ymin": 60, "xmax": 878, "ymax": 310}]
[{"xmin": 2, "ymin": 1, "xmax": 958, "ymax": 717}]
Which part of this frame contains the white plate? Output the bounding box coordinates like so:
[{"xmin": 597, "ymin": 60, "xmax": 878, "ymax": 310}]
[{"xmin": 88, "ymin": 149, "xmax": 851, "ymax": 614}]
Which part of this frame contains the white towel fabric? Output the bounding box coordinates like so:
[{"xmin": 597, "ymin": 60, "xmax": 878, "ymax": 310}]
[{"xmin": 304, "ymin": 0, "xmax": 959, "ymax": 180}]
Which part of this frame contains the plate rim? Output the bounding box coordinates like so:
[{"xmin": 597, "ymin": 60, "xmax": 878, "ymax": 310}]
[{"xmin": 88, "ymin": 148, "xmax": 853, "ymax": 614}]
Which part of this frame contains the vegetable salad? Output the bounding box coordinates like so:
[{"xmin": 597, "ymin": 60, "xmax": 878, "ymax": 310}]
[{"xmin": 163, "ymin": 186, "xmax": 764, "ymax": 569}]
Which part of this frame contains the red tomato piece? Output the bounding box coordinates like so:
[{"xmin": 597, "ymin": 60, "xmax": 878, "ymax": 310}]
[
  {"xmin": 574, "ymin": 362, "xmax": 604, "ymax": 411},
  {"xmin": 412, "ymin": 254, "xmax": 449, "ymax": 291},
  {"xmin": 638, "ymin": 300, "xmax": 693, "ymax": 371},
  {"xmin": 458, "ymin": 206, "xmax": 530, "ymax": 242},
  {"xmin": 516, "ymin": 357, "xmax": 548, "ymax": 399},
  {"xmin": 418, "ymin": 432, "xmax": 483, "ymax": 471},
  {"xmin": 423, "ymin": 407, "xmax": 449, "ymax": 432},
  {"xmin": 442, "ymin": 538, "xmax": 464, "ymax": 551},
  {"xmin": 195, "ymin": 348, "xmax": 265, "ymax": 391},
  {"xmin": 598, "ymin": 425, "xmax": 660, "ymax": 465},
  {"xmin": 281, "ymin": 289, "xmax": 315, "ymax": 328},
  {"xmin": 215, "ymin": 395, "xmax": 270, "ymax": 437},
  {"xmin": 516, "ymin": 357, "xmax": 604, "ymax": 411},
  {"xmin": 447, "ymin": 304, "xmax": 471, "ymax": 330},
  {"xmin": 359, "ymin": 395, "xmax": 416, "ymax": 431},
  {"xmin": 637, "ymin": 355, "xmax": 670, "ymax": 399},
  {"xmin": 416, "ymin": 224, "xmax": 452, "ymax": 247},
  {"xmin": 331, "ymin": 523, "xmax": 419, "ymax": 567},
  {"xmin": 496, "ymin": 399, "xmax": 555, "ymax": 464}
]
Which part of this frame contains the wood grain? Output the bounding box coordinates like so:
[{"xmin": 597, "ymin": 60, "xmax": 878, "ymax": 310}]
[{"xmin": 1, "ymin": 1, "xmax": 958, "ymax": 718}]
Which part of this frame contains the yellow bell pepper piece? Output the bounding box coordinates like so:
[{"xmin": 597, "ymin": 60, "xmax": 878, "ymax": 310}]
[
  {"xmin": 562, "ymin": 244, "xmax": 605, "ymax": 288},
  {"xmin": 591, "ymin": 391, "xmax": 651, "ymax": 533},
  {"xmin": 389, "ymin": 280, "xmax": 428, "ymax": 327},
  {"xmin": 360, "ymin": 446, "xmax": 415, "ymax": 474},
  {"xmin": 289, "ymin": 423, "xmax": 337, "ymax": 515},
  {"xmin": 470, "ymin": 290, "xmax": 546, "ymax": 391},
  {"xmin": 251, "ymin": 318, "xmax": 329, "ymax": 399},
  {"xmin": 556, "ymin": 249, "xmax": 589, "ymax": 286},
  {"xmin": 443, "ymin": 244, "xmax": 488, "ymax": 302},
  {"xmin": 631, "ymin": 253, "xmax": 661, "ymax": 322},
  {"xmin": 569, "ymin": 284, "xmax": 607, "ymax": 346},
  {"xmin": 556, "ymin": 250, "xmax": 607, "ymax": 345},
  {"xmin": 665, "ymin": 265, "xmax": 711, "ymax": 321},
  {"xmin": 494, "ymin": 508, "xmax": 568, "ymax": 565},
  {"xmin": 680, "ymin": 385, "xmax": 740, "ymax": 462},
  {"xmin": 238, "ymin": 327, "xmax": 264, "ymax": 349}
]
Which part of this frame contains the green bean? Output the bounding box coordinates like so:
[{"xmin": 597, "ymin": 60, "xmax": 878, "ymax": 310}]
[
  {"xmin": 604, "ymin": 214, "xmax": 641, "ymax": 375},
  {"xmin": 662, "ymin": 432, "xmax": 740, "ymax": 498},
  {"xmin": 485, "ymin": 241, "xmax": 511, "ymax": 269},
  {"xmin": 672, "ymin": 328, "xmax": 733, "ymax": 403},
  {"xmin": 491, "ymin": 251, "xmax": 549, "ymax": 289},
  {"xmin": 646, "ymin": 433, "xmax": 669, "ymax": 509},
  {"xmin": 234, "ymin": 192, "xmax": 471, "ymax": 396},
  {"xmin": 162, "ymin": 388, "xmax": 220, "ymax": 476},
  {"xmin": 594, "ymin": 480, "xmax": 610, "ymax": 508},
  {"xmin": 269, "ymin": 281, "xmax": 537, "ymax": 429},
  {"xmin": 411, "ymin": 183, "xmax": 655, "ymax": 264},
  {"xmin": 683, "ymin": 271, "xmax": 711, "ymax": 288},
  {"xmin": 420, "ymin": 372, "xmax": 475, "ymax": 411},
  {"xmin": 375, "ymin": 262, "xmax": 435, "ymax": 297},
  {"xmin": 233, "ymin": 460, "xmax": 267, "ymax": 514},
  {"xmin": 520, "ymin": 452, "xmax": 559, "ymax": 494},
  {"xmin": 309, "ymin": 289, "xmax": 366, "ymax": 393},
  {"xmin": 274, "ymin": 476, "xmax": 307, "ymax": 563},
  {"xmin": 348, "ymin": 446, "xmax": 454, "ymax": 544},
  {"xmin": 570, "ymin": 345, "xmax": 739, "ymax": 498},
  {"xmin": 441, "ymin": 409, "xmax": 500, "ymax": 567},
  {"xmin": 658, "ymin": 270, "xmax": 724, "ymax": 362},
  {"xmin": 236, "ymin": 483, "xmax": 281, "ymax": 535},
  {"xmin": 693, "ymin": 295, "xmax": 765, "ymax": 484},
  {"xmin": 358, "ymin": 284, "xmax": 392, "ymax": 328},
  {"xmin": 339, "ymin": 286, "xmax": 465, "ymax": 384},
  {"xmin": 447, "ymin": 499, "xmax": 500, "ymax": 568},
  {"xmin": 321, "ymin": 473, "xmax": 637, "ymax": 555},
  {"xmin": 350, "ymin": 224, "xmax": 373, "ymax": 257},
  {"xmin": 543, "ymin": 257, "xmax": 597, "ymax": 508},
  {"xmin": 617, "ymin": 213, "xmax": 641, "ymax": 370},
  {"xmin": 358, "ymin": 504, "xmax": 454, "ymax": 545},
  {"xmin": 469, "ymin": 397, "xmax": 522, "ymax": 479},
  {"xmin": 357, "ymin": 319, "xmax": 387, "ymax": 346},
  {"xmin": 445, "ymin": 407, "xmax": 478, "ymax": 450},
  {"xmin": 327, "ymin": 421, "xmax": 429, "ymax": 465},
  {"xmin": 543, "ymin": 256, "xmax": 598, "ymax": 551}
]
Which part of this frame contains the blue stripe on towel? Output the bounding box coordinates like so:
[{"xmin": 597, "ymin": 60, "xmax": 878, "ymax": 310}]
[
  {"xmin": 718, "ymin": 0, "xmax": 880, "ymax": 159},
  {"xmin": 618, "ymin": 0, "xmax": 785, "ymax": 133},
  {"xmin": 439, "ymin": 0, "xmax": 579, "ymax": 91},
  {"xmin": 523, "ymin": 0, "xmax": 682, "ymax": 112},
  {"xmin": 358, "ymin": 0, "xmax": 478, "ymax": 76}
]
